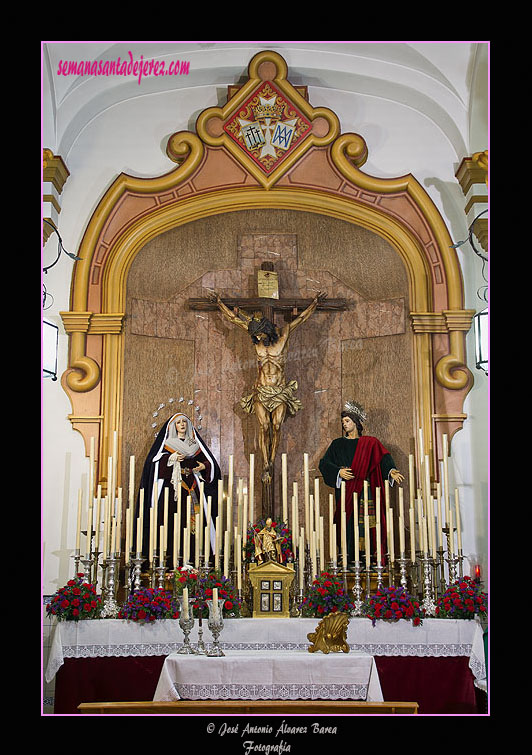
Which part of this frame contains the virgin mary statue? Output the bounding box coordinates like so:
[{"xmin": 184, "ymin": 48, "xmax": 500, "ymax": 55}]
[{"xmin": 135, "ymin": 413, "xmax": 221, "ymax": 564}]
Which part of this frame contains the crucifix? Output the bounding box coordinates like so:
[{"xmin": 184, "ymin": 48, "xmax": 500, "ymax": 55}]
[{"xmin": 187, "ymin": 262, "xmax": 347, "ymax": 511}]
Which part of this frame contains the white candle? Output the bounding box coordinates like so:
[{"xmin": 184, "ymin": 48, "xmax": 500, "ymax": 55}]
[
  {"xmin": 136, "ymin": 516, "xmax": 142, "ymax": 556},
  {"xmin": 282, "ymin": 453, "xmax": 288, "ymax": 523},
  {"xmin": 138, "ymin": 489, "xmax": 144, "ymax": 554},
  {"xmin": 314, "ymin": 477, "xmax": 320, "ymax": 531},
  {"xmin": 128, "ymin": 454, "xmax": 135, "ymax": 507},
  {"xmin": 184, "ymin": 498, "xmax": 190, "ymax": 563},
  {"xmin": 340, "ymin": 484, "xmax": 347, "ymax": 570},
  {"xmin": 353, "ymin": 493, "xmax": 359, "ymax": 563},
  {"xmin": 408, "ymin": 454, "xmax": 415, "ymax": 509},
  {"xmin": 309, "ymin": 493, "xmax": 314, "ymax": 542},
  {"xmin": 173, "ymin": 513, "xmax": 178, "ymax": 568},
  {"xmin": 304, "ymin": 453, "xmax": 310, "ymax": 544},
  {"xmin": 163, "ymin": 487, "xmax": 169, "ymax": 556},
  {"xmin": 159, "ymin": 525, "xmax": 165, "ymax": 567},
  {"xmin": 436, "ymin": 484, "xmax": 443, "ymax": 551},
  {"xmin": 198, "ymin": 481, "xmax": 204, "ymax": 558},
  {"xmin": 124, "ymin": 506, "xmax": 130, "ymax": 564},
  {"xmin": 299, "ymin": 528, "xmax": 305, "ymax": 589},
  {"xmin": 95, "ymin": 486, "xmax": 102, "ymax": 556},
  {"xmin": 399, "ymin": 487, "xmax": 405, "ymax": 556},
  {"xmin": 311, "ymin": 530, "xmax": 317, "ymax": 578},
  {"xmin": 388, "ymin": 508, "xmax": 394, "ymax": 563},
  {"xmin": 176, "ymin": 489, "xmax": 182, "ymax": 561},
  {"xmin": 215, "ymin": 515, "xmax": 220, "ymax": 571},
  {"xmin": 236, "ymin": 534, "xmax": 242, "ymax": 591},
  {"xmin": 292, "ymin": 482, "xmax": 299, "ymax": 534},
  {"xmin": 319, "ymin": 516, "xmax": 324, "ymax": 567},
  {"xmin": 223, "ymin": 530, "xmax": 229, "ymax": 578},
  {"xmin": 148, "ymin": 507, "xmax": 154, "ymax": 565},
  {"xmin": 409, "ymin": 505, "xmax": 416, "ymax": 563},
  {"xmin": 443, "ymin": 434, "xmax": 450, "ymax": 526},
  {"xmin": 249, "ymin": 455, "xmax": 254, "ymax": 525},
  {"xmin": 182, "ymin": 587, "xmax": 189, "ymax": 619},
  {"xmin": 88, "ymin": 436, "xmax": 95, "ymax": 504},
  {"xmin": 76, "ymin": 491, "xmax": 82, "ymax": 551},
  {"xmin": 217, "ymin": 479, "xmax": 223, "ymax": 533},
  {"xmin": 111, "ymin": 517, "xmax": 118, "ymax": 558},
  {"xmin": 363, "ymin": 481, "xmax": 370, "ymax": 568},
  {"xmin": 448, "ymin": 508, "xmax": 454, "ymax": 555},
  {"xmin": 332, "ymin": 523, "xmax": 337, "ymax": 566},
  {"xmin": 455, "ymin": 489, "xmax": 462, "ymax": 551},
  {"xmin": 86, "ymin": 500, "xmax": 94, "ymax": 560},
  {"xmin": 243, "ymin": 492, "xmax": 248, "ymax": 544},
  {"xmin": 376, "ymin": 487, "xmax": 382, "ymax": 565},
  {"xmin": 212, "ymin": 587, "xmax": 219, "ymax": 620},
  {"xmin": 328, "ymin": 493, "xmax": 334, "ymax": 562}
]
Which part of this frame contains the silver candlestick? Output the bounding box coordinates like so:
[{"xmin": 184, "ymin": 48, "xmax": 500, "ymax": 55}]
[
  {"xmin": 195, "ymin": 601, "xmax": 208, "ymax": 655},
  {"xmin": 131, "ymin": 554, "xmax": 144, "ymax": 592},
  {"xmin": 420, "ymin": 555, "xmax": 436, "ymax": 616},
  {"xmin": 72, "ymin": 549, "xmax": 82, "ymax": 577},
  {"xmin": 80, "ymin": 555, "xmax": 94, "ymax": 585},
  {"xmin": 375, "ymin": 561, "xmax": 385, "ymax": 591},
  {"xmin": 351, "ymin": 561, "xmax": 364, "ymax": 616},
  {"xmin": 100, "ymin": 557, "xmax": 120, "ymax": 618},
  {"xmin": 155, "ymin": 562, "xmax": 166, "ymax": 590},
  {"xmin": 177, "ymin": 596, "xmax": 196, "ymax": 654},
  {"xmin": 206, "ymin": 599, "xmax": 225, "ymax": 656},
  {"xmin": 396, "ymin": 555, "xmax": 409, "ymax": 589}
]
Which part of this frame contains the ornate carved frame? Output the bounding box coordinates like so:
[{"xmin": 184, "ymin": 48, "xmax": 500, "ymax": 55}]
[{"xmin": 60, "ymin": 50, "xmax": 473, "ymax": 489}]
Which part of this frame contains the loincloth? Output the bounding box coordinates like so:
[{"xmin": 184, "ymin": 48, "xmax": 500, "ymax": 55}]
[{"xmin": 240, "ymin": 379, "xmax": 302, "ymax": 416}]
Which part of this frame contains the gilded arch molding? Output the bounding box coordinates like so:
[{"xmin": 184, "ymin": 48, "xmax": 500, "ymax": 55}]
[{"xmin": 60, "ymin": 49, "xmax": 473, "ymax": 484}]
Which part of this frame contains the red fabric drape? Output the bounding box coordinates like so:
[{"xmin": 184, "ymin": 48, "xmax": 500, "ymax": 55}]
[{"xmin": 52, "ymin": 656, "xmax": 479, "ymax": 715}]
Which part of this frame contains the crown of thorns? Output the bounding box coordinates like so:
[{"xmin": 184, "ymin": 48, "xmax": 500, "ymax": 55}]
[{"xmin": 343, "ymin": 401, "xmax": 367, "ymax": 423}]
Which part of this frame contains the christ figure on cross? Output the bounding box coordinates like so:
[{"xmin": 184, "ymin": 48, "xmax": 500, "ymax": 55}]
[{"xmin": 208, "ymin": 289, "xmax": 327, "ymax": 483}]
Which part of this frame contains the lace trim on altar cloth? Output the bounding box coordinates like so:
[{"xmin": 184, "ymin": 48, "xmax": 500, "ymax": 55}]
[
  {"xmin": 163, "ymin": 682, "xmax": 369, "ymax": 702},
  {"xmin": 46, "ymin": 641, "xmax": 484, "ymax": 685},
  {"xmin": 60, "ymin": 640, "xmax": 479, "ymax": 659}
]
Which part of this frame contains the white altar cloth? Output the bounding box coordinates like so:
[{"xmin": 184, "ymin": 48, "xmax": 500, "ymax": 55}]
[
  {"xmin": 45, "ymin": 617, "xmax": 486, "ymax": 684},
  {"xmin": 154, "ymin": 650, "xmax": 383, "ymax": 702}
]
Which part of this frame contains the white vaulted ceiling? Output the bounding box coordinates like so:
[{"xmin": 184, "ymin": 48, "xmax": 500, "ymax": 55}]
[{"xmin": 42, "ymin": 41, "xmax": 488, "ymax": 168}]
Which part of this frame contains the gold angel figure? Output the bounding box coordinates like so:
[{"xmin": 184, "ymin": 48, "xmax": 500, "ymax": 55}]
[{"xmin": 307, "ymin": 611, "xmax": 350, "ymax": 654}]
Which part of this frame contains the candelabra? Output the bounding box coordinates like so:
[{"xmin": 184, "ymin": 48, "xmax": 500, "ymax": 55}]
[{"xmin": 206, "ymin": 599, "xmax": 225, "ymax": 656}]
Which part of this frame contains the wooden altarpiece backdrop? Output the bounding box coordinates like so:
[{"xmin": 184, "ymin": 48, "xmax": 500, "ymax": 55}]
[{"xmin": 59, "ymin": 50, "xmax": 474, "ymax": 527}]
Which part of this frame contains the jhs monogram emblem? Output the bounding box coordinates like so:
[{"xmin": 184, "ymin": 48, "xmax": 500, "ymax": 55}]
[{"xmin": 224, "ymin": 85, "xmax": 311, "ymax": 174}]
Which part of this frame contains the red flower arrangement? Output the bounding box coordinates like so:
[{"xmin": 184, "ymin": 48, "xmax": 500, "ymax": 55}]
[
  {"xmin": 173, "ymin": 566, "xmax": 199, "ymax": 595},
  {"xmin": 118, "ymin": 587, "xmax": 179, "ymax": 623},
  {"xmin": 46, "ymin": 574, "xmax": 102, "ymax": 622},
  {"xmin": 364, "ymin": 585, "xmax": 424, "ymax": 627},
  {"xmin": 435, "ymin": 576, "xmax": 487, "ymax": 619},
  {"xmin": 193, "ymin": 571, "xmax": 242, "ymax": 619},
  {"xmin": 301, "ymin": 572, "xmax": 355, "ymax": 618}
]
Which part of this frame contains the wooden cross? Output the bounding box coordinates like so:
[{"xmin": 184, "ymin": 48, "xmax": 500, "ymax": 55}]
[{"xmin": 187, "ymin": 262, "xmax": 347, "ymax": 321}]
